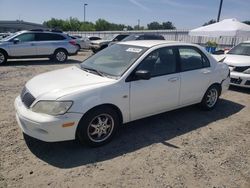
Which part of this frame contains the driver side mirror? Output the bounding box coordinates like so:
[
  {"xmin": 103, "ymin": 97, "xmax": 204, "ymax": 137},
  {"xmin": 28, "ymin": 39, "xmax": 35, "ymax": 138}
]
[
  {"xmin": 135, "ymin": 70, "xmax": 151, "ymax": 80},
  {"xmin": 13, "ymin": 38, "xmax": 20, "ymax": 44}
]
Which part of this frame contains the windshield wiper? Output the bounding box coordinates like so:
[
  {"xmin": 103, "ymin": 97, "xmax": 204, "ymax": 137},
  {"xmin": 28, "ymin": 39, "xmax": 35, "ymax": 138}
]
[{"xmin": 81, "ymin": 66, "xmax": 106, "ymax": 77}]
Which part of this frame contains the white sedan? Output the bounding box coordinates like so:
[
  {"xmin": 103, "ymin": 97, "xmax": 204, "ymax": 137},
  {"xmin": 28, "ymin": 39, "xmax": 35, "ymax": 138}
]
[
  {"xmin": 14, "ymin": 41, "xmax": 230, "ymax": 146},
  {"xmin": 221, "ymin": 41, "xmax": 250, "ymax": 88}
]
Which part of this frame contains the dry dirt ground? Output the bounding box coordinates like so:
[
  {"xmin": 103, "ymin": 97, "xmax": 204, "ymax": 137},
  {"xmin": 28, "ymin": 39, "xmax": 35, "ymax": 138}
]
[{"xmin": 0, "ymin": 50, "xmax": 250, "ymax": 188}]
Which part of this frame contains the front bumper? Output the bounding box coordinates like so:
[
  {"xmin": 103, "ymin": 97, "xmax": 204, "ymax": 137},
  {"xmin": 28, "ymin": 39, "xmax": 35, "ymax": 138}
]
[
  {"xmin": 14, "ymin": 96, "xmax": 83, "ymax": 142},
  {"xmin": 221, "ymin": 76, "xmax": 230, "ymax": 94},
  {"xmin": 230, "ymin": 71, "xmax": 250, "ymax": 88}
]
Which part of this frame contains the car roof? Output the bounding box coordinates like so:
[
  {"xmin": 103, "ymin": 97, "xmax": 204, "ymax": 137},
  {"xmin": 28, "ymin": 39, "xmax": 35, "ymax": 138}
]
[
  {"xmin": 118, "ymin": 40, "xmax": 185, "ymax": 48},
  {"xmin": 242, "ymin": 41, "xmax": 250, "ymax": 43}
]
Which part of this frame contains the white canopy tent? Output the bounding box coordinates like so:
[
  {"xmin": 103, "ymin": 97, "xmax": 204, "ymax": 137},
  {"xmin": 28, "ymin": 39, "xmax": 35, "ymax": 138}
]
[{"xmin": 189, "ymin": 18, "xmax": 250, "ymax": 37}]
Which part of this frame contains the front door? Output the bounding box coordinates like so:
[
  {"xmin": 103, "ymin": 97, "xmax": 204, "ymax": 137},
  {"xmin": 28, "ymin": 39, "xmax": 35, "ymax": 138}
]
[
  {"xmin": 9, "ymin": 33, "xmax": 37, "ymax": 56},
  {"xmin": 129, "ymin": 47, "xmax": 180, "ymax": 121}
]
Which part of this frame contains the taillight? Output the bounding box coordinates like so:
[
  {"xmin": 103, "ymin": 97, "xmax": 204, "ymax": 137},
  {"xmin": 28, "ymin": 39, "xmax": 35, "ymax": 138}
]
[{"xmin": 69, "ymin": 40, "xmax": 77, "ymax": 46}]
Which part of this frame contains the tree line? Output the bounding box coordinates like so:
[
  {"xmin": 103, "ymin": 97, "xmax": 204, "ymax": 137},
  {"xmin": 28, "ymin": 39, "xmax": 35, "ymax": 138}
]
[
  {"xmin": 43, "ymin": 17, "xmax": 250, "ymax": 31},
  {"xmin": 43, "ymin": 17, "xmax": 176, "ymax": 31}
]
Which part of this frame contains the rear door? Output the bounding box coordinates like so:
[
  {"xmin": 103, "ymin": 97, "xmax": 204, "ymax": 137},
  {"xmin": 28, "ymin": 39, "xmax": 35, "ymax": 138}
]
[
  {"xmin": 35, "ymin": 33, "xmax": 66, "ymax": 55},
  {"xmin": 8, "ymin": 33, "xmax": 37, "ymax": 56},
  {"xmin": 178, "ymin": 46, "xmax": 212, "ymax": 106}
]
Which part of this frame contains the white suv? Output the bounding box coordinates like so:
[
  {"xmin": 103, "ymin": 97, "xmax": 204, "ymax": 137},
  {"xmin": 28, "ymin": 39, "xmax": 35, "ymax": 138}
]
[
  {"xmin": 0, "ymin": 30, "xmax": 78, "ymax": 64},
  {"xmin": 14, "ymin": 41, "xmax": 230, "ymax": 146}
]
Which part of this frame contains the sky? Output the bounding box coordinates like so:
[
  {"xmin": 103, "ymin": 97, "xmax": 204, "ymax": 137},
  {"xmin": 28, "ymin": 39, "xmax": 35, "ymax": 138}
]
[{"xmin": 0, "ymin": 0, "xmax": 249, "ymax": 29}]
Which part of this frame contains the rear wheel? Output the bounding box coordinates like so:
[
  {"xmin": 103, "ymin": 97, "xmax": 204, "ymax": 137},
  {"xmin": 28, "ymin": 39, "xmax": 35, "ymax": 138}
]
[
  {"xmin": 0, "ymin": 51, "xmax": 7, "ymax": 65},
  {"xmin": 200, "ymin": 85, "xmax": 220, "ymax": 110},
  {"xmin": 76, "ymin": 106, "xmax": 119, "ymax": 147},
  {"xmin": 54, "ymin": 49, "xmax": 68, "ymax": 62}
]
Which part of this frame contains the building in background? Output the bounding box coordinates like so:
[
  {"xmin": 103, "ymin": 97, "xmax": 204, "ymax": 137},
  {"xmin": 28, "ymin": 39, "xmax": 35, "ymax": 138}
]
[{"xmin": 0, "ymin": 20, "xmax": 47, "ymax": 32}]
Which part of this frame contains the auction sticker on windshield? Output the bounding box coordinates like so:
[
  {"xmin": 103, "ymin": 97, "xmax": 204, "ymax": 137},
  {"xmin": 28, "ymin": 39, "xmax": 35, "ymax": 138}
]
[{"xmin": 126, "ymin": 48, "xmax": 142, "ymax": 53}]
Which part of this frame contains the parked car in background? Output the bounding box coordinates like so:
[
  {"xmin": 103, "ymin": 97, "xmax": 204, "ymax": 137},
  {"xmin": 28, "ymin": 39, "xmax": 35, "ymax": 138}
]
[
  {"xmin": 0, "ymin": 33, "xmax": 11, "ymax": 40},
  {"xmin": 88, "ymin": 36, "xmax": 102, "ymax": 41},
  {"xmin": 109, "ymin": 33, "xmax": 165, "ymax": 46},
  {"xmin": 70, "ymin": 35, "xmax": 91, "ymax": 50},
  {"xmin": 0, "ymin": 30, "xmax": 78, "ymax": 64},
  {"xmin": 122, "ymin": 34, "xmax": 165, "ymax": 41},
  {"xmin": 90, "ymin": 34, "xmax": 129, "ymax": 53},
  {"xmin": 15, "ymin": 41, "xmax": 230, "ymax": 146},
  {"xmin": 220, "ymin": 41, "xmax": 250, "ymax": 88}
]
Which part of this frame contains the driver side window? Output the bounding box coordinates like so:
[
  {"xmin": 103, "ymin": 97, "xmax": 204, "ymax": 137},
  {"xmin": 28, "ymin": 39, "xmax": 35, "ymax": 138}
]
[
  {"xmin": 14, "ymin": 33, "xmax": 35, "ymax": 42},
  {"xmin": 137, "ymin": 47, "xmax": 177, "ymax": 77}
]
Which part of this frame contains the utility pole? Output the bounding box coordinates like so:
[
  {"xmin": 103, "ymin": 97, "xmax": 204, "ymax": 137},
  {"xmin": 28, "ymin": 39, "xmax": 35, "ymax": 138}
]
[
  {"xmin": 84, "ymin": 3, "xmax": 88, "ymax": 22},
  {"xmin": 217, "ymin": 0, "xmax": 223, "ymax": 22},
  {"xmin": 137, "ymin": 19, "xmax": 140, "ymax": 30}
]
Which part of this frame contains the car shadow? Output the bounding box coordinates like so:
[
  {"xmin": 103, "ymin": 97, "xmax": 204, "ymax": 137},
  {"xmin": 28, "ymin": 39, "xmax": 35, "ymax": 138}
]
[
  {"xmin": 24, "ymin": 98, "xmax": 244, "ymax": 169},
  {"xmin": 3, "ymin": 59, "xmax": 82, "ymax": 66},
  {"xmin": 229, "ymin": 85, "xmax": 250, "ymax": 94}
]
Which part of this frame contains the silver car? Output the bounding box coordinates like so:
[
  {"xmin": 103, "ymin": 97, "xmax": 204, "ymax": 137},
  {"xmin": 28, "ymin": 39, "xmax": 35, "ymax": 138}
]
[{"xmin": 0, "ymin": 30, "xmax": 78, "ymax": 64}]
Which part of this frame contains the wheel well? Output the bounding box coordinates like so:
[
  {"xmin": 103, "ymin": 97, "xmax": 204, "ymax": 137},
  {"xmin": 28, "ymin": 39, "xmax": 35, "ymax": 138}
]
[
  {"xmin": 0, "ymin": 48, "xmax": 8, "ymax": 57},
  {"xmin": 209, "ymin": 83, "xmax": 222, "ymax": 96},
  {"xmin": 85, "ymin": 104, "xmax": 123, "ymax": 124},
  {"xmin": 54, "ymin": 48, "xmax": 68, "ymax": 55},
  {"xmin": 75, "ymin": 104, "xmax": 123, "ymax": 139}
]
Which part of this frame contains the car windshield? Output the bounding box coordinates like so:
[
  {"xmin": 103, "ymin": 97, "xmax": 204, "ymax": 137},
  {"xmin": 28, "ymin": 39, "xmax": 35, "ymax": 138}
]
[
  {"xmin": 122, "ymin": 35, "xmax": 138, "ymax": 41},
  {"xmin": 80, "ymin": 44, "xmax": 148, "ymax": 78},
  {"xmin": 227, "ymin": 43, "xmax": 250, "ymax": 56}
]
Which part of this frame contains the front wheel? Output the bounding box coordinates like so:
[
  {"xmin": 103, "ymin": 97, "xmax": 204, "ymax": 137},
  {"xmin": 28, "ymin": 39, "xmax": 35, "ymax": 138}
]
[
  {"xmin": 0, "ymin": 51, "xmax": 7, "ymax": 65},
  {"xmin": 200, "ymin": 85, "xmax": 220, "ymax": 110},
  {"xmin": 54, "ymin": 49, "xmax": 68, "ymax": 62},
  {"xmin": 76, "ymin": 107, "xmax": 119, "ymax": 147}
]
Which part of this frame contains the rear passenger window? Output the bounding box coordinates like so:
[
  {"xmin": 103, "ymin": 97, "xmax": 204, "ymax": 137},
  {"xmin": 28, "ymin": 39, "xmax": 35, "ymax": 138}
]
[
  {"xmin": 36, "ymin": 33, "xmax": 65, "ymax": 41},
  {"xmin": 179, "ymin": 47, "xmax": 210, "ymax": 71}
]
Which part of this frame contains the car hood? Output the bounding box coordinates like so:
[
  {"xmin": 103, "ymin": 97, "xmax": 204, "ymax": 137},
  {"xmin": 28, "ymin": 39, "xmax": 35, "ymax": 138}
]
[
  {"xmin": 223, "ymin": 54, "xmax": 250, "ymax": 67},
  {"xmin": 91, "ymin": 39, "xmax": 111, "ymax": 45},
  {"xmin": 25, "ymin": 66, "xmax": 115, "ymax": 100}
]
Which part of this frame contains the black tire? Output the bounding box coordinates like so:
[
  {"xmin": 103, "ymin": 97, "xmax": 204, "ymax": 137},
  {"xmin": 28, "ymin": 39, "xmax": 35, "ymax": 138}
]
[
  {"xmin": 76, "ymin": 106, "xmax": 120, "ymax": 147},
  {"xmin": 200, "ymin": 85, "xmax": 220, "ymax": 110},
  {"xmin": 0, "ymin": 50, "xmax": 7, "ymax": 65},
  {"xmin": 54, "ymin": 49, "xmax": 68, "ymax": 63}
]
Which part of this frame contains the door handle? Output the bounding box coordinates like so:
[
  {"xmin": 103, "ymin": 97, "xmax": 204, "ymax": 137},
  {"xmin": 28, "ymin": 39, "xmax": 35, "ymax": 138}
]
[
  {"xmin": 202, "ymin": 70, "xmax": 211, "ymax": 74},
  {"xmin": 168, "ymin": 77, "xmax": 179, "ymax": 82},
  {"xmin": 31, "ymin": 43, "xmax": 35, "ymax": 46}
]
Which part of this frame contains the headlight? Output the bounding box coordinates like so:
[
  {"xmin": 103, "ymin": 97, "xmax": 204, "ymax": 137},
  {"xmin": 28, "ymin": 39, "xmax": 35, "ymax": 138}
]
[
  {"xmin": 32, "ymin": 101, "xmax": 73, "ymax": 115},
  {"xmin": 243, "ymin": 68, "xmax": 250, "ymax": 74}
]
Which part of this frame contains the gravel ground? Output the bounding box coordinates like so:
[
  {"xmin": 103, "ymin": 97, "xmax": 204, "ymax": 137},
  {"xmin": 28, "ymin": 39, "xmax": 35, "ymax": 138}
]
[{"xmin": 0, "ymin": 50, "xmax": 250, "ymax": 188}]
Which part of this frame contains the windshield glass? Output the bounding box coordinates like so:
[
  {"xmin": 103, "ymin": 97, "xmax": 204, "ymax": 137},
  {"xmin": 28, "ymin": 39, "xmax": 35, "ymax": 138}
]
[
  {"xmin": 228, "ymin": 43, "xmax": 250, "ymax": 56},
  {"xmin": 80, "ymin": 44, "xmax": 148, "ymax": 77},
  {"xmin": 122, "ymin": 35, "xmax": 138, "ymax": 41}
]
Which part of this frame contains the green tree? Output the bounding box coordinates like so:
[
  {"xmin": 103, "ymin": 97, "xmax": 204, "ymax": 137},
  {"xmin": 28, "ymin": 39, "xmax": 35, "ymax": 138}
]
[
  {"xmin": 95, "ymin": 19, "xmax": 111, "ymax": 31},
  {"xmin": 203, "ymin": 19, "xmax": 216, "ymax": 26},
  {"xmin": 162, "ymin": 21, "xmax": 175, "ymax": 29},
  {"xmin": 147, "ymin": 22, "xmax": 162, "ymax": 30}
]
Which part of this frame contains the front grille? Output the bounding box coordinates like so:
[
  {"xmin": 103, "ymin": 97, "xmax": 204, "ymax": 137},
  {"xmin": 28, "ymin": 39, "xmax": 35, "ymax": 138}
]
[
  {"xmin": 21, "ymin": 87, "xmax": 35, "ymax": 108},
  {"xmin": 230, "ymin": 78, "xmax": 242, "ymax": 85},
  {"xmin": 245, "ymin": 80, "xmax": 250, "ymax": 86},
  {"xmin": 233, "ymin": 66, "xmax": 250, "ymax": 73}
]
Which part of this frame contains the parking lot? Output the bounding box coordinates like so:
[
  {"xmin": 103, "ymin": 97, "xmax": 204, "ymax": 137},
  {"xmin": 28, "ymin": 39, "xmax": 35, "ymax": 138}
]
[{"xmin": 0, "ymin": 50, "xmax": 249, "ymax": 188}]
